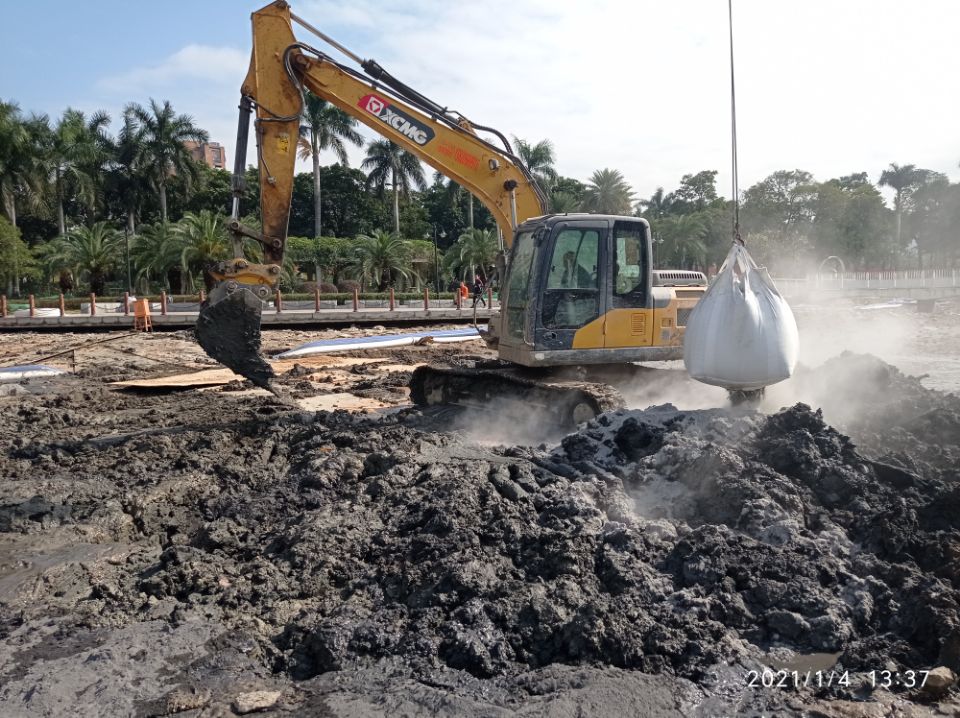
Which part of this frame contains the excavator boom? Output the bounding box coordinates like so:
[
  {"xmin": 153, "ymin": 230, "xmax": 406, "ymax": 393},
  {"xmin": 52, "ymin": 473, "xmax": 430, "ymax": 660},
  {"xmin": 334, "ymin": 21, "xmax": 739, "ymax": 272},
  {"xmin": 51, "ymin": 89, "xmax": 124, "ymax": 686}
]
[
  {"xmin": 198, "ymin": 1, "xmax": 709, "ymax": 427},
  {"xmin": 195, "ymin": 0, "xmax": 548, "ymax": 382}
]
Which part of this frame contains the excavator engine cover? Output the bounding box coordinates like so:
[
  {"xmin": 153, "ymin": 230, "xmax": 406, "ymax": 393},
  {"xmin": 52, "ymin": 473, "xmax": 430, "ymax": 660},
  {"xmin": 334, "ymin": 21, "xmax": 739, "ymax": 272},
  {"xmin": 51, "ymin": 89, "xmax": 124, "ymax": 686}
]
[{"xmin": 196, "ymin": 288, "xmax": 274, "ymax": 389}]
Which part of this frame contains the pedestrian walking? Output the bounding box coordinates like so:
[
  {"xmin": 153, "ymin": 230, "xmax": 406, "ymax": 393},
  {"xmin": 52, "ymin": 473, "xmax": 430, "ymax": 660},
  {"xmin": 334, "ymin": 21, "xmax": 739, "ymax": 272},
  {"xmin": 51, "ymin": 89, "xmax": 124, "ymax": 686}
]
[{"xmin": 472, "ymin": 276, "xmax": 486, "ymax": 307}]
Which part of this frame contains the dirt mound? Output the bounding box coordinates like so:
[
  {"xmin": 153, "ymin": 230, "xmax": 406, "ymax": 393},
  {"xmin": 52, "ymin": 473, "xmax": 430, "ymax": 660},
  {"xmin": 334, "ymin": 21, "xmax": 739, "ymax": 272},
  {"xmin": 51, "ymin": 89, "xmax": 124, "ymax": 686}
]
[{"xmin": 1, "ymin": 352, "xmax": 959, "ymax": 715}]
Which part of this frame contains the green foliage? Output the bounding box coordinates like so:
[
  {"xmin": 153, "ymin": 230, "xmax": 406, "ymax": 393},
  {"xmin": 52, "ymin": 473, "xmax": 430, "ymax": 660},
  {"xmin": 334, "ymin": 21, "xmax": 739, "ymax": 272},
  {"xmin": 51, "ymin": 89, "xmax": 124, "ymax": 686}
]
[
  {"xmin": 124, "ymin": 99, "xmax": 208, "ymax": 222},
  {"xmin": 581, "ymin": 168, "xmax": 635, "ymax": 215},
  {"xmin": 40, "ymin": 221, "xmax": 122, "ymax": 294},
  {"xmin": 362, "ymin": 140, "xmax": 427, "ymax": 233},
  {"xmin": 513, "ymin": 137, "xmax": 558, "ymax": 192},
  {"xmin": 445, "ymin": 227, "xmax": 498, "ymax": 282},
  {"xmin": 186, "ymin": 166, "xmax": 232, "ymax": 216},
  {"xmin": 0, "ymin": 215, "xmax": 38, "ymax": 291},
  {"xmin": 652, "ymin": 214, "xmax": 709, "ymax": 269},
  {"xmin": 347, "ymin": 229, "xmax": 417, "ymax": 291},
  {"xmin": 298, "ymin": 93, "xmax": 363, "ymax": 166},
  {"xmin": 23, "ymin": 108, "xmax": 111, "ymax": 234},
  {"xmin": 299, "ymin": 92, "xmax": 364, "ymax": 238},
  {"xmin": 177, "ymin": 210, "xmax": 229, "ymax": 290},
  {"xmin": 5, "ymin": 91, "xmax": 960, "ymax": 290},
  {"xmin": 670, "ymin": 170, "xmax": 720, "ymax": 213},
  {"xmin": 130, "ymin": 221, "xmax": 182, "ymax": 292}
]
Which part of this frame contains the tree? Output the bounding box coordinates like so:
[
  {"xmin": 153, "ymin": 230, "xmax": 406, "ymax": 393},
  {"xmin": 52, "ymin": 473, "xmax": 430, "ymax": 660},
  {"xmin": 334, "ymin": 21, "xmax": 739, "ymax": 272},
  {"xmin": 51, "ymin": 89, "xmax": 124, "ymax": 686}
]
[
  {"xmin": 0, "ymin": 100, "xmax": 41, "ymax": 295},
  {"xmin": 319, "ymin": 165, "xmax": 381, "ymax": 238},
  {"xmin": 362, "ymin": 140, "xmax": 426, "ymax": 234},
  {"xmin": 655, "ymin": 213, "xmax": 709, "ymax": 269},
  {"xmin": 739, "ymin": 170, "xmax": 818, "ymax": 270},
  {"xmin": 581, "ymin": 168, "xmax": 635, "ymax": 215},
  {"xmin": 879, "ymin": 163, "xmax": 920, "ymax": 248},
  {"xmin": 36, "ymin": 108, "xmax": 111, "ymax": 235},
  {"xmin": 185, "ymin": 165, "xmax": 232, "ymax": 217},
  {"xmin": 671, "ymin": 170, "xmax": 719, "ymax": 213},
  {"xmin": 0, "ymin": 100, "xmax": 35, "ymax": 231},
  {"xmin": 741, "ymin": 170, "xmax": 817, "ymax": 237},
  {"xmin": 513, "ymin": 137, "xmax": 558, "ymax": 191},
  {"xmin": 550, "ymin": 176, "xmax": 584, "ymax": 213},
  {"xmin": 905, "ymin": 173, "xmax": 954, "ymax": 270},
  {"xmin": 124, "ymin": 99, "xmax": 208, "ymax": 223},
  {"xmin": 177, "ymin": 210, "xmax": 228, "ymax": 291},
  {"xmin": 446, "ymin": 227, "xmax": 498, "ymax": 282},
  {"xmin": 41, "ymin": 222, "xmax": 121, "ymax": 295},
  {"xmin": 106, "ymin": 113, "xmax": 151, "ymax": 235},
  {"xmin": 812, "ymin": 178, "xmax": 892, "ymax": 269},
  {"xmin": 638, "ymin": 187, "xmax": 673, "ymax": 219},
  {"xmin": 130, "ymin": 221, "xmax": 183, "ymax": 293},
  {"xmin": 298, "ymin": 92, "xmax": 363, "ymax": 238},
  {"xmin": 0, "ymin": 215, "xmax": 36, "ymax": 295},
  {"xmin": 348, "ymin": 229, "xmax": 415, "ymax": 290}
]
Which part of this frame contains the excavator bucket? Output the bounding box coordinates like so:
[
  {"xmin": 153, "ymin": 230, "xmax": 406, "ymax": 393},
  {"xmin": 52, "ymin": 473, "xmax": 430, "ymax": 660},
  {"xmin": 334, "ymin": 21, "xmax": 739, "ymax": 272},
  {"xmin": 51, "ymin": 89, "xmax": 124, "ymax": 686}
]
[{"xmin": 195, "ymin": 288, "xmax": 274, "ymax": 389}]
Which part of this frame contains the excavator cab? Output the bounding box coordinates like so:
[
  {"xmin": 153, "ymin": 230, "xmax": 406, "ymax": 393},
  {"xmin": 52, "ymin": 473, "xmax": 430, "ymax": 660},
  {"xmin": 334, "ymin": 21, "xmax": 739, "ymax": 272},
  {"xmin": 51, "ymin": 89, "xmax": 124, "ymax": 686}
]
[{"xmin": 494, "ymin": 214, "xmax": 699, "ymax": 368}]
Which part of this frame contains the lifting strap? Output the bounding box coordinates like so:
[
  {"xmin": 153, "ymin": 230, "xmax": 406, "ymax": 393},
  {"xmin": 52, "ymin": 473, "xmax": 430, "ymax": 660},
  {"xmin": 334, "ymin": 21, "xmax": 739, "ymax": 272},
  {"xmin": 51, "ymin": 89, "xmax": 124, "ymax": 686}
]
[{"xmin": 728, "ymin": 0, "xmax": 743, "ymax": 246}]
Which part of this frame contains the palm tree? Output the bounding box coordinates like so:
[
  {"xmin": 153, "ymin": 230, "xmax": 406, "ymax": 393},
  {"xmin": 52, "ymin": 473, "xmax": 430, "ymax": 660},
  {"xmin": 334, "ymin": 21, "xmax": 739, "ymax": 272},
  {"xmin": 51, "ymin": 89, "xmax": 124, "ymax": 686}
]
[
  {"xmin": 0, "ymin": 101, "xmax": 40, "ymax": 295},
  {"xmin": 0, "ymin": 100, "xmax": 34, "ymax": 230},
  {"xmin": 349, "ymin": 229, "xmax": 415, "ymax": 290},
  {"xmin": 36, "ymin": 108, "xmax": 112, "ymax": 235},
  {"xmin": 177, "ymin": 210, "xmax": 228, "ymax": 291},
  {"xmin": 108, "ymin": 114, "xmax": 150, "ymax": 236},
  {"xmin": 638, "ymin": 187, "xmax": 673, "ymax": 219},
  {"xmin": 298, "ymin": 92, "xmax": 363, "ymax": 238},
  {"xmin": 581, "ymin": 168, "xmax": 635, "ymax": 215},
  {"xmin": 550, "ymin": 191, "xmax": 580, "ymax": 213},
  {"xmin": 131, "ymin": 222, "xmax": 183, "ymax": 293},
  {"xmin": 125, "ymin": 99, "xmax": 208, "ymax": 223},
  {"xmin": 879, "ymin": 163, "xmax": 919, "ymax": 246},
  {"xmin": 430, "ymin": 170, "xmax": 476, "ymax": 230},
  {"xmin": 513, "ymin": 137, "xmax": 558, "ymax": 192},
  {"xmin": 446, "ymin": 227, "xmax": 498, "ymax": 283},
  {"xmin": 362, "ymin": 140, "xmax": 426, "ymax": 234},
  {"xmin": 657, "ymin": 214, "xmax": 708, "ymax": 269},
  {"xmin": 41, "ymin": 222, "xmax": 121, "ymax": 295}
]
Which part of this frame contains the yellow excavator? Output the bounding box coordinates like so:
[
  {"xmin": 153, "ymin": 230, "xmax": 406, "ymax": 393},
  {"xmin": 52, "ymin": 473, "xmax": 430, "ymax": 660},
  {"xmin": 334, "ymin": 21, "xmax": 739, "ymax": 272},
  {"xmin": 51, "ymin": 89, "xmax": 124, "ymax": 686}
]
[{"xmin": 196, "ymin": 0, "xmax": 708, "ymax": 424}]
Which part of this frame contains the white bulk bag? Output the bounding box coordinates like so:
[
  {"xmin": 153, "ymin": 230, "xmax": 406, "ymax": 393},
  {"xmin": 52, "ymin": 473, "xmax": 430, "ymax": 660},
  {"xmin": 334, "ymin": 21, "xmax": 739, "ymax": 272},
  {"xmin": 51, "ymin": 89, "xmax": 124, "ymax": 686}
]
[{"xmin": 683, "ymin": 243, "xmax": 798, "ymax": 390}]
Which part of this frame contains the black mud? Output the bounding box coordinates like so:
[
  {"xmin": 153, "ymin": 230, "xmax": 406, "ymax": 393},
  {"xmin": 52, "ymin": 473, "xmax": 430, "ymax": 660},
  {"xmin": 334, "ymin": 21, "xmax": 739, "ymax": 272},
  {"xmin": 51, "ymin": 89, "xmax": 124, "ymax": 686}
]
[
  {"xmin": 195, "ymin": 290, "xmax": 275, "ymax": 388},
  {"xmin": 0, "ymin": 353, "xmax": 958, "ymax": 716}
]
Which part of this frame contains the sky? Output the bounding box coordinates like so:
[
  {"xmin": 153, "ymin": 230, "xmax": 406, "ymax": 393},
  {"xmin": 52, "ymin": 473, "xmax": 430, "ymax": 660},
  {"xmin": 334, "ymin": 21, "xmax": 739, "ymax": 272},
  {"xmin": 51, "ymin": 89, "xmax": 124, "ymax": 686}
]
[{"xmin": 2, "ymin": 0, "xmax": 959, "ymax": 205}]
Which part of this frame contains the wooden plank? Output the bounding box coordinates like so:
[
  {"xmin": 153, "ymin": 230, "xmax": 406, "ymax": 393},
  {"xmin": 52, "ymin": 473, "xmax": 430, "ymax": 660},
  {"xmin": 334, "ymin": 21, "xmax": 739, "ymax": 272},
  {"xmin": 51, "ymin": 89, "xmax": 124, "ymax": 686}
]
[{"xmin": 111, "ymin": 356, "xmax": 391, "ymax": 389}]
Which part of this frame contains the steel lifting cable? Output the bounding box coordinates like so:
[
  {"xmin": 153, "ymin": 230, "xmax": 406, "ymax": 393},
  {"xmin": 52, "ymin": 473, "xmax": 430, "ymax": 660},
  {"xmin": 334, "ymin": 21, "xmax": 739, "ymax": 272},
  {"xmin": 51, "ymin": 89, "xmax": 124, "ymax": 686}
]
[{"xmin": 728, "ymin": 0, "xmax": 743, "ymax": 245}]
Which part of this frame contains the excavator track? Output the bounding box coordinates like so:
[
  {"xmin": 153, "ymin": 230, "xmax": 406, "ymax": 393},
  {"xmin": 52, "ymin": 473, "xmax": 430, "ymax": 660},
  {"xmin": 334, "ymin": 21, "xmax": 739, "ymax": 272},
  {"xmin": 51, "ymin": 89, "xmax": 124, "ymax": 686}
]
[{"xmin": 410, "ymin": 364, "xmax": 625, "ymax": 428}]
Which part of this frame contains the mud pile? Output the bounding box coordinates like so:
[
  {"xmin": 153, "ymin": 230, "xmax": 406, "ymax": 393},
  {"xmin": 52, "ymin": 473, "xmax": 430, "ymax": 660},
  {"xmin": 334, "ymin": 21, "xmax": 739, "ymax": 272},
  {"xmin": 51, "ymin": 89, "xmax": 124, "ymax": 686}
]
[{"xmin": 0, "ymin": 353, "xmax": 958, "ymax": 715}]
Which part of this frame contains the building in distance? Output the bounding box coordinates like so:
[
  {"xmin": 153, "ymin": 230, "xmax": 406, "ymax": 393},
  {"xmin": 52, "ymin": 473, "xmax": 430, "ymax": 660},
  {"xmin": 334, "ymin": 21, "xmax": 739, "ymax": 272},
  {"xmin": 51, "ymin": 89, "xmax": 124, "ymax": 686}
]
[{"xmin": 185, "ymin": 140, "xmax": 227, "ymax": 169}]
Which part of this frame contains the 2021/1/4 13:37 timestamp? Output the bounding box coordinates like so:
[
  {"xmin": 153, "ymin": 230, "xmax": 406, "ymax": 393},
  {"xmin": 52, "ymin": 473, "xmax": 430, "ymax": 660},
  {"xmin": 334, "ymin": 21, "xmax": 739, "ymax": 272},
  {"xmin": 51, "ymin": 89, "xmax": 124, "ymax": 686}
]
[{"xmin": 746, "ymin": 670, "xmax": 930, "ymax": 689}]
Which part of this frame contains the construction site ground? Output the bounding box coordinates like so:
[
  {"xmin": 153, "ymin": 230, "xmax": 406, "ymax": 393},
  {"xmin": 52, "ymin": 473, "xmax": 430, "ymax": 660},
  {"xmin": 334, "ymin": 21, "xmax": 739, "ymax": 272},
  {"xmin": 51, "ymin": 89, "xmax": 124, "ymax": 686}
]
[{"xmin": 2, "ymin": 299, "xmax": 960, "ymax": 716}]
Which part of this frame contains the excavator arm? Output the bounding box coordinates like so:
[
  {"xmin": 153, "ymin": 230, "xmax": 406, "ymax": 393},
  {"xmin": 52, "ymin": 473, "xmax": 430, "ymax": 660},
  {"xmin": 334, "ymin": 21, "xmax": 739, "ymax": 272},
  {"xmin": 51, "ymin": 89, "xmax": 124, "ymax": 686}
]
[{"xmin": 195, "ymin": 0, "xmax": 547, "ymax": 385}]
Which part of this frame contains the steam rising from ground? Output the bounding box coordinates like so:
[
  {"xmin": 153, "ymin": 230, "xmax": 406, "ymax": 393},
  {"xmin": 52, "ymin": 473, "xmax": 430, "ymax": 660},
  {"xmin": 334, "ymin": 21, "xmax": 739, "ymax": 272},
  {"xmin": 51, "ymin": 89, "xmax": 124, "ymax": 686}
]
[
  {"xmin": 620, "ymin": 299, "xmax": 953, "ymax": 433},
  {"xmin": 447, "ymin": 397, "xmax": 571, "ymax": 447},
  {"xmin": 448, "ymin": 298, "xmax": 957, "ymax": 446}
]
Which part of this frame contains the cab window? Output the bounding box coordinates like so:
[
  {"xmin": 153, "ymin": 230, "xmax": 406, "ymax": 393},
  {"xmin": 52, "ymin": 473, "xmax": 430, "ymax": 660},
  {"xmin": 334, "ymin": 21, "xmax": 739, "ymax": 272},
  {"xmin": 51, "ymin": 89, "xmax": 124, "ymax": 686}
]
[
  {"xmin": 612, "ymin": 222, "xmax": 646, "ymax": 302},
  {"xmin": 541, "ymin": 229, "xmax": 600, "ymax": 329}
]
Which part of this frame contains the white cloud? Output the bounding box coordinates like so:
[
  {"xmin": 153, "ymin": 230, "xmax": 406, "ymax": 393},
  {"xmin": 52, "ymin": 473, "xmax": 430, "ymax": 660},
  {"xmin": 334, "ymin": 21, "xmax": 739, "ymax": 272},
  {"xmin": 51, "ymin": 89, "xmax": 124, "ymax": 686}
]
[
  {"xmin": 90, "ymin": 45, "xmax": 248, "ymax": 169},
  {"xmin": 297, "ymin": 0, "xmax": 960, "ymax": 201},
  {"xmin": 97, "ymin": 45, "xmax": 247, "ymax": 93},
  {"xmin": 87, "ymin": 2, "xmax": 960, "ymax": 208}
]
